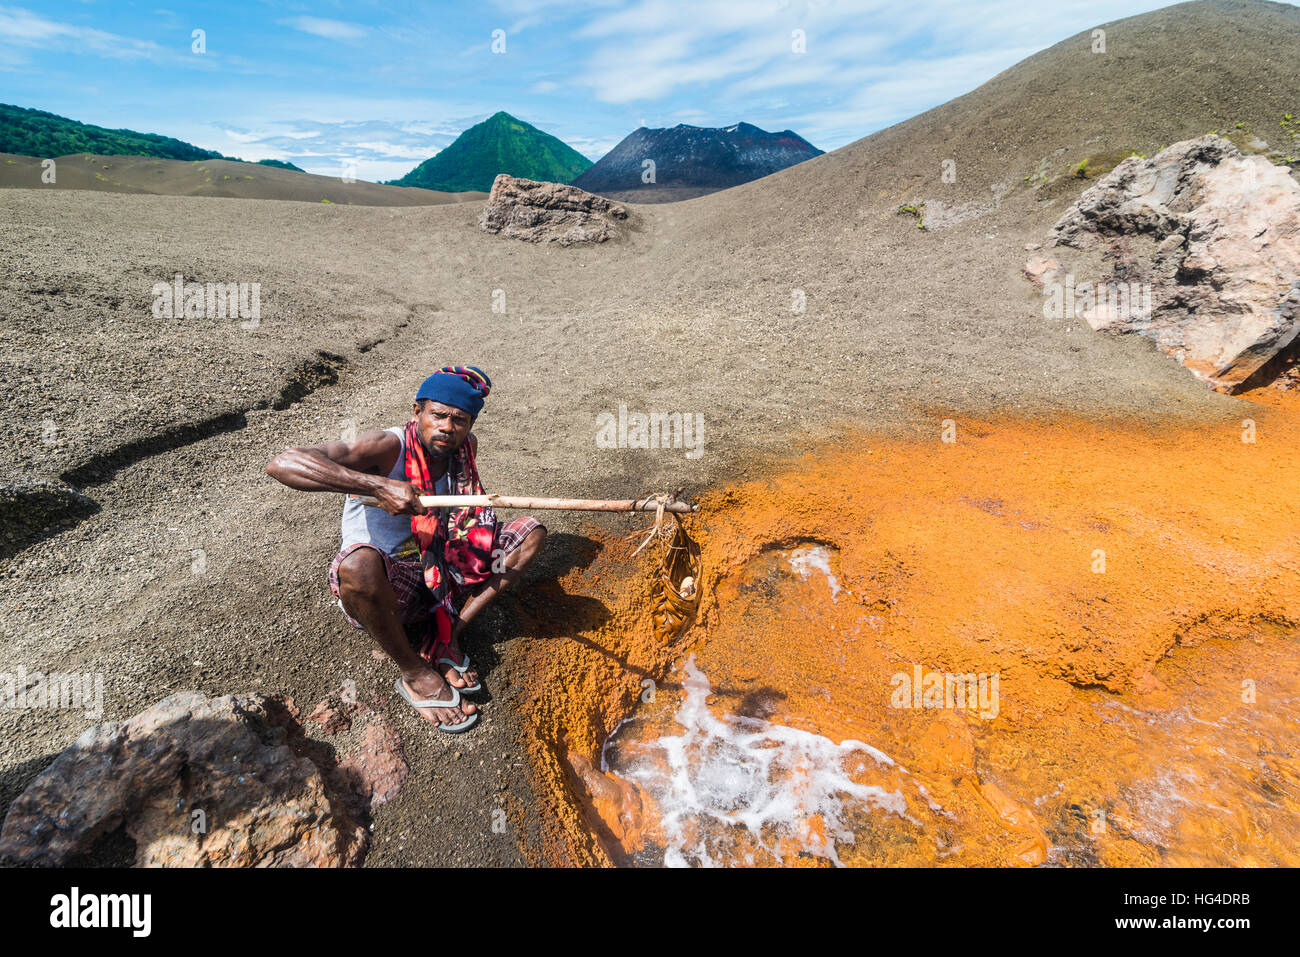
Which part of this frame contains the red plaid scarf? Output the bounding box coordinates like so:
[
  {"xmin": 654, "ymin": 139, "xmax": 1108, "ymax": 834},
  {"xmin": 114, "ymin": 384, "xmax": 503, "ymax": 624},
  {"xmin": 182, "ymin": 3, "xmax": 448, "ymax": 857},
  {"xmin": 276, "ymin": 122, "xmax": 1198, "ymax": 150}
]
[{"xmin": 403, "ymin": 418, "xmax": 499, "ymax": 601}]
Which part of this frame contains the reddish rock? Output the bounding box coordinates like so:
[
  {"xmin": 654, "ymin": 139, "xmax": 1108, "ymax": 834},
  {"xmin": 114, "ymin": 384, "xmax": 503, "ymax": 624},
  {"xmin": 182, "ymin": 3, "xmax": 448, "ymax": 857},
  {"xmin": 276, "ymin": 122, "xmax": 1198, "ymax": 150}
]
[
  {"xmin": 333, "ymin": 719, "xmax": 408, "ymax": 811},
  {"xmin": 1023, "ymin": 256, "xmax": 1063, "ymax": 286},
  {"xmin": 306, "ymin": 682, "xmax": 372, "ymax": 735},
  {"xmin": 307, "ymin": 699, "xmax": 351, "ymax": 735},
  {"xmin": 0, "ymin": 691, "xmax": 406, "ymax": 867}
]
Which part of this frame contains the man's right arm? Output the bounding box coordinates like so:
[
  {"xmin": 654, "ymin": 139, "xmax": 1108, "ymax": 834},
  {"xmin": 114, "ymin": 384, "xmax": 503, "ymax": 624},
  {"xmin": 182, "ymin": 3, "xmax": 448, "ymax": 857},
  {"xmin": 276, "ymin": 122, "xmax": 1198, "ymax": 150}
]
[{"xmin": 265, "ymin": 430, "xmax": 427, "ymax": 515}]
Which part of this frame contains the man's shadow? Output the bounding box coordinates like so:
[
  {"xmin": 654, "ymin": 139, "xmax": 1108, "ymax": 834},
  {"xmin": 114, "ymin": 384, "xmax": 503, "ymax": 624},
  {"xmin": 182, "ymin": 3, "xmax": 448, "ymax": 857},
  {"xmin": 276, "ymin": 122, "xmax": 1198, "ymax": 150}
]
[{"xmin": 427, "ymin": 532, "xmax": 611, "ymax": 688}]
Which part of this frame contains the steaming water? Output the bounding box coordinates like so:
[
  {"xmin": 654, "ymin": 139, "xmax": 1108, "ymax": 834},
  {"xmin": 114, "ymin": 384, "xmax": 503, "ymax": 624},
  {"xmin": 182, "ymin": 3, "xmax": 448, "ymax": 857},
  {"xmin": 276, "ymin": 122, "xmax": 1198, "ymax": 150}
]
[
  {"xmin": 578, "ymin": 408, "xmax": 1300, "ymax": 866},
  {"xmin": 786, "ymin": 545, "xmax": 842, "ymax": 601},
  {"xmin": 605, "ymin": 654, "xmax": 925, "ymax": 867}
]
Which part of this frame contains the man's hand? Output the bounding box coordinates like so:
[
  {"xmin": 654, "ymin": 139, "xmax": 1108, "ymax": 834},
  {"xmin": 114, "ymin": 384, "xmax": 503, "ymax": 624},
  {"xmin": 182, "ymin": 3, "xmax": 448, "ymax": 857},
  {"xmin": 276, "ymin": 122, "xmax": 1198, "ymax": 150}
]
[{"xmin": 372, "ymin": 479, "xmax": 430, "ymax": 516}]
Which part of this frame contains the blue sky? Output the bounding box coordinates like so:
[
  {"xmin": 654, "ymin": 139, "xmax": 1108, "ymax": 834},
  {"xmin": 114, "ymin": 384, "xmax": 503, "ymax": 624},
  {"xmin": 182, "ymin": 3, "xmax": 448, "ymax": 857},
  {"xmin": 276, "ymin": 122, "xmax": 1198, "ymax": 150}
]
[{"xmin": 1, "ymin": 0, "xmax": 1289, "ymax": 182}]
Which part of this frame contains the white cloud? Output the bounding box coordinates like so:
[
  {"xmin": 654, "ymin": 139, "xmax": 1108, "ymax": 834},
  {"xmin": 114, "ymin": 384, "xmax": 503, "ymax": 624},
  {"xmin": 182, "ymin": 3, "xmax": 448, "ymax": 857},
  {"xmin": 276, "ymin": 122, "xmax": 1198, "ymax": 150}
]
[
  {"xmin": 489, "ymin": 0, "xmax": 624, "ymax": 34},
  {"xmin": 178, "ymin": 117, "xmax": 458, "ymax": 183},
  {"xmin": 565, "ymin": 135, "xmax": 623, "ymax": 161},
  {"xmin": 220, "ymin": 126, "xmax": 322, "ymax": 144},
  {"xmin": 349, "ymin": 159, "xmax": 436, "ymax": 183},
  {"xmin": 577, "ymin": 0, "xmax": 779, "ymax": 39},
  {"xmin": 278, "ymin": 16, "xmax": 368, "ymax": 41},
  {"xmin": 790, "ymin": 43, "xmax": 1044, "ymax": 146},
  {"xmin": 399, "ymin": 120, "xmax": 472, "ymax": 137},
  {"xmin": 577, "ymin": 28, "xmax": 777, "ymax": 102},
  {"xmin": 0, "ymin": 5, "xmax": 172, "ymax": 60},
  {"xmin": 349, "ymin": 140, "xmax": 436, "ymax": 159},
  {"xmin": 555, "ymin": 0, "xmax": 1197, "ymax": 148}
]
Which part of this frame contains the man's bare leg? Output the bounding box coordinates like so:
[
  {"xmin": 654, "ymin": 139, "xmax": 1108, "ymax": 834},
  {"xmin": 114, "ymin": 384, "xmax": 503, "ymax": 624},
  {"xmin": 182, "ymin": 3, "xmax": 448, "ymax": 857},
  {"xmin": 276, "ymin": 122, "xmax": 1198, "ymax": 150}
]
[
  {"xmin": 443, "ymin": 526, "xmax": 547, "ymax": 688},
  {"xmin": 336, "ymin": 547, "xmax": 476, "ymax": 728}
]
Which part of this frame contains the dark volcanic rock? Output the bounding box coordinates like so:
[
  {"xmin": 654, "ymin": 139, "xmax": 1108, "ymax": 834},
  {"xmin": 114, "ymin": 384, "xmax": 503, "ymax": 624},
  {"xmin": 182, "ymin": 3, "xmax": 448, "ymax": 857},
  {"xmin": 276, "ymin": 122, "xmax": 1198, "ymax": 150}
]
[
  {"xmin": 478, "ymin": 174, "xmax": 629, "ymax": 244},
  {"xmin": 571, "ymin": 122, "xmax": 822, "ymax": 202}
]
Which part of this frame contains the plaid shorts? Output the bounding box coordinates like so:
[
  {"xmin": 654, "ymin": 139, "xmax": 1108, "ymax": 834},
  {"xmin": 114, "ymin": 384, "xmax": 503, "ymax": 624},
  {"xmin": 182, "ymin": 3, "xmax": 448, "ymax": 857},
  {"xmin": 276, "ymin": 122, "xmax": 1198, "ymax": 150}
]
[{"xmin": 328, "ymin": 516, "xmax": 542, "ymax": 631}]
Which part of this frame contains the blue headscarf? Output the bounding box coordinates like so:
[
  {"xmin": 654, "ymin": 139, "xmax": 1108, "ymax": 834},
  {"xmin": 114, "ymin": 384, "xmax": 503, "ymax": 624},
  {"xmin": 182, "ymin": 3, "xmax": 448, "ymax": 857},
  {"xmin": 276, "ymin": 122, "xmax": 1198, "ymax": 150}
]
[{"xmin": 416, "ymin": 365, "xmax": 492, "ymax": 416}]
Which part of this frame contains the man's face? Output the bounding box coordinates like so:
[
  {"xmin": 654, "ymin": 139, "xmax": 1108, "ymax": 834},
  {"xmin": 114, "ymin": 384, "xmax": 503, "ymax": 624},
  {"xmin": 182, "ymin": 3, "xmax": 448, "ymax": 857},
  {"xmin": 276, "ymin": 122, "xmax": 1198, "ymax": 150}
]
[{"xmin": 413, "ymin": 400, "xmax": 473, "ymax": 457}]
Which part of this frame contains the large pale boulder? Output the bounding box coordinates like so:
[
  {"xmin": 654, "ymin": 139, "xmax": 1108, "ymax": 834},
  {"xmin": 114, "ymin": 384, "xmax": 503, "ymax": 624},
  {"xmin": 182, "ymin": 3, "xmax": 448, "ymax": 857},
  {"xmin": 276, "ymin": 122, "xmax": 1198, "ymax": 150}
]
[
  {"xmin": 1039, "ymin": 136, "xmax": 1300, "ymax": 392},
  {"xmin": 0, "ymin": 691, "xmax": 406, "ymax": 867},
  {"xmin": 478, "ymin": 174, "xmax": 629, "ymax": 245}
]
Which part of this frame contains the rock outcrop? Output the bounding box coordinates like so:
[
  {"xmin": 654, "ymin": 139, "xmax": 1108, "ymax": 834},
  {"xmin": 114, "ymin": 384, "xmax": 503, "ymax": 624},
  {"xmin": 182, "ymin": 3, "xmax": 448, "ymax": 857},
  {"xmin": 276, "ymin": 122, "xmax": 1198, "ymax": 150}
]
[
  {"xmin": 0, "ymin": 690, "xmax": 407, "ymax": 867},
  {"xmin": 1033, "ymin": 136, "xmax": 1300, "ymax": 392},
  {"xmin": 478, "ymin": 174, "xmax": 629, "ymax": 245}
]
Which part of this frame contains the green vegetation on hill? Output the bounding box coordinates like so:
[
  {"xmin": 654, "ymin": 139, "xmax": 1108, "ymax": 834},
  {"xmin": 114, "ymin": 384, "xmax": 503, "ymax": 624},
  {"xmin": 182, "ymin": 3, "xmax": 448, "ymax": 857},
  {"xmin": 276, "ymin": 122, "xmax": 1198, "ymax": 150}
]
[
  {"xmin": 0, "ymin": 103, "xmax": 304, "ymax": 170},
  {"xmin": 390, "ymin": 111, "xmax": 591, "ymax": 192},
  {"xmin": 256, "ymin": 158, "xmax": 306, "ymax": 172},
  {"xmin": 0, "ymin": 103, "xmax": 223, "ymax": 161}
]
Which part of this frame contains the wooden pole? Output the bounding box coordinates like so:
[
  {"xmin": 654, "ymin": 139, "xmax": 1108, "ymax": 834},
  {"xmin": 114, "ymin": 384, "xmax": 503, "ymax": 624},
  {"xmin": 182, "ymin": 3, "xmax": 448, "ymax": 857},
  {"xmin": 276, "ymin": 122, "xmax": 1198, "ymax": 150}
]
[{"xmin": 350, "ymin": 493, "xmax": 697, "ymax": 513}]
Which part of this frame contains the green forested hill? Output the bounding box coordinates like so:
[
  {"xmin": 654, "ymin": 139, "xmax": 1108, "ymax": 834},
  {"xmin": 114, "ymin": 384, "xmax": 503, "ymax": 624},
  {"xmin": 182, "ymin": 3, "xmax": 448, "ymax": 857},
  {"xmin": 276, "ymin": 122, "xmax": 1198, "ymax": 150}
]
[
  {"xmin": 0, "ymin": 103, "xmax": 224, "ymax": 161},
  {"xmin": 391, "ymin": 111, "xmax": 591, "ymax": 192},
  {"xmin": 255, "ymin": 158, "xmax": 306, "ymax": 172},
  {"xmin": 0, "ymin": 104, "xmax": 305, "ymax": 170}
]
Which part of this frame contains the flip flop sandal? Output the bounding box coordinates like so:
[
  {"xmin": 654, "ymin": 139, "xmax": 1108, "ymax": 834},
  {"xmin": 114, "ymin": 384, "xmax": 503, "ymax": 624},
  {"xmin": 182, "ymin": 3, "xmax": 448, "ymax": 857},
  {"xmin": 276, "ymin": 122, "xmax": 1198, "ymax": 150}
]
[
  {"xmin": 394, "ymin": 677, "xmax": 478, "ymax": 733},
  {"xmin": 438, "ymin": 651, "xmax": 482, "ymax": 694}
]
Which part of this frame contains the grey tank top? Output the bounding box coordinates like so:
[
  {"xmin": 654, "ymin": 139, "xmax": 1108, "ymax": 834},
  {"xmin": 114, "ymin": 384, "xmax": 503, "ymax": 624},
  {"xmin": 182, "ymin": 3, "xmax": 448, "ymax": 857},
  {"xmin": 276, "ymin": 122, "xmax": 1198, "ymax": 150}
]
[{"xmin": 339, "ymin": 427, "xmax": 449, "ymax": 556}]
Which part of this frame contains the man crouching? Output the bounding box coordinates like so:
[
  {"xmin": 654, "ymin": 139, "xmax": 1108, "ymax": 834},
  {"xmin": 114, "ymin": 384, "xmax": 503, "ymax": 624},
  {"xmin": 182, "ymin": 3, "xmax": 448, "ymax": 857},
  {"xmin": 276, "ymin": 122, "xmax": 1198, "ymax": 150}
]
[{"xmin": 266, "ymin": 365, "xmax": 546, "ymax": 733}]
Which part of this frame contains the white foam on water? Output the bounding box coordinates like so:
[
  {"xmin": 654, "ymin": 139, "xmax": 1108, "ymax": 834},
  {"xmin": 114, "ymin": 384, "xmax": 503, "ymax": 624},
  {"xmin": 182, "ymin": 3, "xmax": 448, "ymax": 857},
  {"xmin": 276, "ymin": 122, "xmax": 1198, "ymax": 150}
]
[
  {"xmin": 786, "ymin": 545, "xmax": 842, "ymax": 601},
  {"xmin": 608, "ymin": 654, "xmax": 913, "ymax": 867}
]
